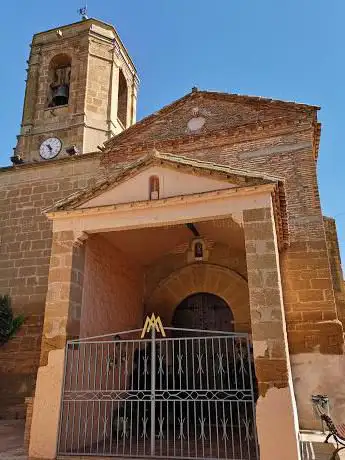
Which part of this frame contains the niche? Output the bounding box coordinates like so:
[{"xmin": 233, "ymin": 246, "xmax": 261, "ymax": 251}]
[
  {"xmin": 149, "ymin": 175, "xmax": 160, "ymax": 200},
  {"xmin": 47, "ymin": 54, "xmax": 71, "ymax": 108}
]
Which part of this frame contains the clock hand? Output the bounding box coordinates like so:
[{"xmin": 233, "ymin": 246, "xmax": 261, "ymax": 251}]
[{"xmin": 47, "ymin": 144, "xmax": 52, "ymax": 151}]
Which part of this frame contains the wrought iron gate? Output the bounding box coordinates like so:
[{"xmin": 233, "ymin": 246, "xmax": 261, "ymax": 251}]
[{"xmin": 58, "ymin": 325, "xmax": 259, "ymax": 459}]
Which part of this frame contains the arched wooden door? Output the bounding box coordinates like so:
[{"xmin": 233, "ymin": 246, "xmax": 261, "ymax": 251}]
[{"xmin": 172, "ymin": 292, "xmax": 234, "ymax": 332}]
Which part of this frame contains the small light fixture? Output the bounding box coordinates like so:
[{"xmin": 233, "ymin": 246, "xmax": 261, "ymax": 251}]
[
  {"xmin": 10, "ymin": 150, "xmax": 24, "ymax": 165},
  {"xmin": 311, "ymin": 394, "xmax": 329, "ymax": 412},
  {"xmin": 97, "ymin": 144, "xmax": 106, "ymax": 152},
  {"xmin": 66, "ymin": 145, "xmax": 79, "ymax": 156}
]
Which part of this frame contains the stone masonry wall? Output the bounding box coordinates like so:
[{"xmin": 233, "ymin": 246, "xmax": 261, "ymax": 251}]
[
  {"xmin": 0, "ymin": 153, "xmax": 102, "ymax": 419},
  {"xmin": 323, "ymin": 216, "xmax": 345, "ymax": 330},
  {"xmin": 16, "ymin": 19, "xmax": 137, "ymax": 163},
  {"xmin": 16, "ymin": 25, "xmax": 90, "ymax": 162}
]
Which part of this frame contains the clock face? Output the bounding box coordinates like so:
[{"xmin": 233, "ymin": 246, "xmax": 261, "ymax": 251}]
[{"xmin": 39, "ymin": 137, "xmax": 62, "ymax": 160}]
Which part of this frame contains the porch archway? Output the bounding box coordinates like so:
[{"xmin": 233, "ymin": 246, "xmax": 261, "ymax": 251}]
[{"xmin": 145, "ymin": 263, "xmax": 250, "ymax": 332}]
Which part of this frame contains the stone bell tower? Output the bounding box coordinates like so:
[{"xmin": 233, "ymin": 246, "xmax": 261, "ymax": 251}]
[{"xmin": 14, "ymin": 18, "xmax": 138, "ymax": 163}]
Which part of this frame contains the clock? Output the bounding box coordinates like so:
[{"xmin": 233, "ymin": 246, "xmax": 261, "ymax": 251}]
[{"xmin": 39, "ymin": 137, "xmax": 62, "ymax": 160}]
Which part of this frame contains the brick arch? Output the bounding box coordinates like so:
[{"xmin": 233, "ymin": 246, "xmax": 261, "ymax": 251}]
[{"xmin": 145, "ymin": 264, "xmax": 250, "ymax": 332}]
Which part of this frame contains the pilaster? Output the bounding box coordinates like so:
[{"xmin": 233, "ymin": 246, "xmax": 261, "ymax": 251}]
[
  {"xmin": 29, "ymin": 230, "xmax": 85, "ymax": 460},
  {"xmin": 243, "ymin": 206, "xmax": 301, "ymax": 460}
]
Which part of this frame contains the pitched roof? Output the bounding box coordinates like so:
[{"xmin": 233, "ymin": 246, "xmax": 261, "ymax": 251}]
[
  {"xmin": 104, "ymin": 89, "xmax": 319, "ymax": 151},
  {"xmin": 44, "ymin": 150, "xmax": 284, "ymax": 213}
]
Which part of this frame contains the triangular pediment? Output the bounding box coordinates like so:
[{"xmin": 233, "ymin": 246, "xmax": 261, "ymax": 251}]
[
  {"xmin": 46, "ymin": 151, "xmax": 282, "ymax": 213},
  {"xmin": 79, "ymin": 165, "xmax": 237, "ymax": 209},
  {"xmin": 104, "ymin": 90, "xmax": 318, "ymax": 150}
]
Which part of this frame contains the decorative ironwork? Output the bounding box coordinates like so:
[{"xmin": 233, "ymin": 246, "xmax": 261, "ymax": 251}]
[
  {"xmin": 178, "ymin": 417, "xmax": 186, "ymax": 440},
  {"xmin": 141, "ymin": 314, "xmax": 166, "ymax": 338},
  {"xmin": 58, "ymin": 326, "xmax": 259, "ymax": 459},
  {"xmin": 199, "ymin": 417, "xmax": 207, "ymax": 440},
  {"xmin": 196, "ymin": 352, "xmax": 204, "ymax": 375},
  {"xmin": 220, "ymin": 417, "xmax": 229, "ymax": 441}
]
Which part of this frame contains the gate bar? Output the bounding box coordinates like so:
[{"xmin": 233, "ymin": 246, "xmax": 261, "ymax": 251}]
[{"xmin": 150, "ymin": 327, "xmax": 156, "ymax": 456}]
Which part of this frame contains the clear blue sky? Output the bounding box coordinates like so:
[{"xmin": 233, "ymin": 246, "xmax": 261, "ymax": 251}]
[{"xmin": 1, "ymin": 1, "xmax": 345, "ymax": 264}]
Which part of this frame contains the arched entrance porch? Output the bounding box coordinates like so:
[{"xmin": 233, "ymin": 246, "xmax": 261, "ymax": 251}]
[{"xmin": 31, "ymin": 203, "xmax": 302, "ymax": 460}]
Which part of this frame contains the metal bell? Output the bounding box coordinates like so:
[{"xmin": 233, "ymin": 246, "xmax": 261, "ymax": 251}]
[{"xmin": 52, "ymin": 84, "xmax": 69, "ymax": 106}]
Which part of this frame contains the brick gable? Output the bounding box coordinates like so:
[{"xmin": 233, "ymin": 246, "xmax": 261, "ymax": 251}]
[
  {"xmin": 101, "ymin": 94, "xmax": 342, "ymax": 357},
  {"xmin": 104, "ymin": 90, "xmax": 319, "ymax": 151}
]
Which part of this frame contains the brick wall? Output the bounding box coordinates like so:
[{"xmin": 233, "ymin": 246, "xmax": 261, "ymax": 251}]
[
  {"xmin": 0, "ymin": 153, "xmax": 102, "ymax": 418},
  {"xmin": 102, "ymin": 95, "xmax": 343, "ymax": 354},
  {"xmin": 80, "ymin": 234, "xmax": 144, "ymax": 337},
  {"xmin": 104, "ymin": 91, "xmax": 317, "ymax": 149}
]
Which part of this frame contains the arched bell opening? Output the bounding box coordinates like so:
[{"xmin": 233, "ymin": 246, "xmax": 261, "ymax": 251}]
[
  {"xmin": 47, "ymin": 53, "xmax": 71, "ymax": 108},
  {"xmin": 117, "ymin": 69, "xmax": 128, "ymax": 127}
]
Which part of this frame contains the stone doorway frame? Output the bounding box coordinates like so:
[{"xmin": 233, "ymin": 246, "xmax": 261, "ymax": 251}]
[
  {"xmin": 28, "ymin": 184, "xmax": 301, "ymax": 460},
  {"xmin": 146, "ymin": 264, "xmax": 250, "ymax": 333}
]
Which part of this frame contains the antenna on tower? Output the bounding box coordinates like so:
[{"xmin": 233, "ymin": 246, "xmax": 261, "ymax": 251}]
[{"xmin": 78, "ymin": 4, "xmax": 88, "ymax": 20}]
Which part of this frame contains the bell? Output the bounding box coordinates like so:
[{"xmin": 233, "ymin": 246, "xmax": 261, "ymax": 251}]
[{"xmin": 52, "ymin": 84, "xmax": 69, "ymax": 106}]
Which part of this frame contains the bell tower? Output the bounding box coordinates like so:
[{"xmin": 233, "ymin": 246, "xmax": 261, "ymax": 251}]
[{"xmin": 14, "ymin": 18, "xmax": 138, "ymax": 163}]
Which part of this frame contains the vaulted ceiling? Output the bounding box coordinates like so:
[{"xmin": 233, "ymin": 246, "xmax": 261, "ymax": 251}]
[{"xmin": 101, "ymin": 217, "xmax": 244, "ymax": 266}]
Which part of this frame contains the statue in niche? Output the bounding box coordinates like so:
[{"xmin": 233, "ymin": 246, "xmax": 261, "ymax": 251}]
[
  {"xmin": 194, "ymin": 241, "xmax": 204, "ymax": 259},
  {"xmin": 149, "ymin": 176, "xmax": 160, "ymax": 200},
  {"xmin": 187, "ymin": 238, "xmax": 209, "ymax": 263}
]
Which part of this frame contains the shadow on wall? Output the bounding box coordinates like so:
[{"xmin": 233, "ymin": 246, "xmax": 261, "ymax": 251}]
[{"xmin": 291, "ymin": 351, "xmax": 345, "ymax": 430}]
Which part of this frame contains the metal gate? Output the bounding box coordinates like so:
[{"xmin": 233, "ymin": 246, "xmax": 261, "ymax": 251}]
[{"xmin": 58, "ymin": 323, "xmax": 259, "ymax": 459}]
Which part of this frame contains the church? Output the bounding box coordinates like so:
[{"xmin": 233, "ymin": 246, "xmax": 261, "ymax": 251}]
[{"xmin": 1, "ymin": 16, "xmax": 345, "ymax": 460}]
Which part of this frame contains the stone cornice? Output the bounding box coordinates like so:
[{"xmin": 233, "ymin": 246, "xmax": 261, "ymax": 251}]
[
  {"xmin": 45, "ymin": 150, "xmax": 283, "ymax": 212},
  {"xmin": 47, "ymin": 184, "xmax": 288, "ymax": 254},
  {"xmin": 46, "ymin": 183, "xmax": 276, "ymax": 219},
  {"xmin": 0, "ymin": 150, "xmax": 101, "ymax": 174}
]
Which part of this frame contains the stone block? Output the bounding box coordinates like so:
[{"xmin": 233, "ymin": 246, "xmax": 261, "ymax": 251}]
[
  {"xmin": 254, "ymin": 357, "xmax": 288, "ymax": 385},
  {"xmin": 298, "ymin": 289, "xmax": 325, "ymax": 302},
  {"xmin": 246, "ymin": 253, "xmax": 277, "ymax": 270},
  {"xmin": 252, "ymin": 321, "xmax": 286, "ymax": 341},
  {"xmin": 243, "ymin": 208, "xmax": 269, "ymax": 222},
  {"xmin": 243, "ymin": 221, "xmax": 274, "ymax": 240}
]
